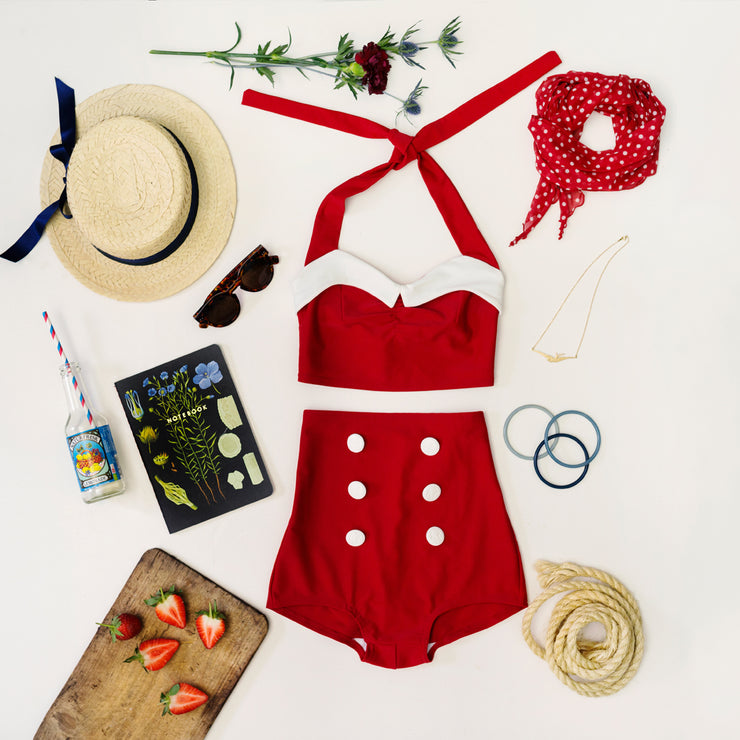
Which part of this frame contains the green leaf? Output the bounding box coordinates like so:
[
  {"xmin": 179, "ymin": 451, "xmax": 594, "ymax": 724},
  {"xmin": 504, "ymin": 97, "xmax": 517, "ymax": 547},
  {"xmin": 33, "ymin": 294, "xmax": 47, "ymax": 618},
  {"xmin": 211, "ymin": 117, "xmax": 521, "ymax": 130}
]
[
  {"xmin": 376, "ymin": 25, "xmax": 395, "ymax": 50},
  {"xmin": 256, "ymin": 66, "xmax": 276, "ymax": 85},
  {"xmin": 218, "ymin": 22, "xmax": 242, "ymax": 54},
  {"xmin": 334, "ymin": 32, "xmax": 355, "ymax": 64}
]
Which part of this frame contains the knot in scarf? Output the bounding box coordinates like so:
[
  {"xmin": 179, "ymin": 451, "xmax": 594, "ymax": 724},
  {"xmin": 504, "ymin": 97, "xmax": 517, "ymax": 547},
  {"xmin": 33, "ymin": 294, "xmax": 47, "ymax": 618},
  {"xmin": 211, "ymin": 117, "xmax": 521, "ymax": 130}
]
[{"xmin": 511, "ymin": 71, "xmax": 666, "ymax": 245}]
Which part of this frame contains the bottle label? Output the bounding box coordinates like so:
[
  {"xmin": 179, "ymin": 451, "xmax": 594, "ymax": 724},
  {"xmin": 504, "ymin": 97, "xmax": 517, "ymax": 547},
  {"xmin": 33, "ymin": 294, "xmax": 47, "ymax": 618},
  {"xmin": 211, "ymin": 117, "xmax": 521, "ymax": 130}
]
[{"xmin": 66, "ymin": 425, "xmax": 121, "ymax": 490}]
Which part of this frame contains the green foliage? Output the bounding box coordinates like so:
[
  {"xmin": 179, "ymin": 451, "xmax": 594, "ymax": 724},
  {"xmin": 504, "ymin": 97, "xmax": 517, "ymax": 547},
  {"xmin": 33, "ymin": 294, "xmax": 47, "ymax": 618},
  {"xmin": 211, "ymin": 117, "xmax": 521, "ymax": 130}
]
[
  {"xmin": 146, "ymin": 366, "xmax": 222, "ymax": 504},
  {"xmin": 150, "ymin": 18, "xmax": 464, "ymax": 117}
]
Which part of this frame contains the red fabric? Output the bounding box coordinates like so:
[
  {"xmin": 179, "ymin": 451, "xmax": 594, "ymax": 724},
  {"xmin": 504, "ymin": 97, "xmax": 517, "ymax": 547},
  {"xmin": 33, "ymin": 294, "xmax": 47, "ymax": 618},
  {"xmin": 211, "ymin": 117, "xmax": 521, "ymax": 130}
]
[
  {"xmin": 298, "ymin": 287, "xmax": 500, "ymax": 391},
  {"xmin": 267, "ymin": 410, "xmax": 527, "ymax": 669},
  {"xmin": 511, "ymin": 71, "xmax": 666, "ymax": 245},
  {"xmin": 242, "ymin": 51, "xmax": 562, "ymax": 391}
]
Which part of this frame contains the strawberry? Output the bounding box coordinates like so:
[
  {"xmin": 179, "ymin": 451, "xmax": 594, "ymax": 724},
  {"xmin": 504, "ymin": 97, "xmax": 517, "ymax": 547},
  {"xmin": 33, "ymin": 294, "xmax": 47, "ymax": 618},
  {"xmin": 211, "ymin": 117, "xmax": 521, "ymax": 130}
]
[
  {"xmin": 195, "ymin": 601, "xmax": 226, "ymax": 650},
  {"xmin": 97, "ymin": 613, "xmax": 142, "ymax": 642},
  {"xmin": 160, "ymin": 683, "xmax": 209, "ymax": 716},
  {"xmin": 124, "ymin": 638, "xmax": 180, "ymax": 672},
  {"xmin": 145, "ymin": 586, "xmax": 187, "ymax": 629}
]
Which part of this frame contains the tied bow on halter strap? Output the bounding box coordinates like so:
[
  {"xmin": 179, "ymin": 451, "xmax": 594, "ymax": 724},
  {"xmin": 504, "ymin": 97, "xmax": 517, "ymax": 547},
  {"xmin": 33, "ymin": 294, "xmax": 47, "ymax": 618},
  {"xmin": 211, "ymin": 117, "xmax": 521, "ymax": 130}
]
[{"xmin": 242, "ymin": 50, "xmax": 563, "ymax": 266}]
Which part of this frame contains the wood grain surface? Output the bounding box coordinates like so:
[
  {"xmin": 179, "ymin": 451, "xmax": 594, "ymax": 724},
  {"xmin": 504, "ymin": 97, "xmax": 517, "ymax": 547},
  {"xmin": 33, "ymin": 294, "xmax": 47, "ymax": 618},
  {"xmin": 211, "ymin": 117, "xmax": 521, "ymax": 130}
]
[{"xmin": 35, "ymin": 548, "xmax": 268, "ymax": 739}]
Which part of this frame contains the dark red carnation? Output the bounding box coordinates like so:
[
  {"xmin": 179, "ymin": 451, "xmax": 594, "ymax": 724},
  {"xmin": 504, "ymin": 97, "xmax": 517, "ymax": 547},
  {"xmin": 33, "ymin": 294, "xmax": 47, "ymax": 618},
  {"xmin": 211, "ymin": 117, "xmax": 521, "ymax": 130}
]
[{"xmin": 354, "ymin": 42, "xmax": 391, "ymax": 95}]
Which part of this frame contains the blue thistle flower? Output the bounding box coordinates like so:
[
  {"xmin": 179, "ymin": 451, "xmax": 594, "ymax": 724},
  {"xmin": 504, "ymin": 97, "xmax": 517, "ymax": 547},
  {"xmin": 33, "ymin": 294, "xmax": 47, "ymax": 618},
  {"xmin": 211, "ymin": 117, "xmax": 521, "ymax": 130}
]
[
  {"xmin": 399, "ymin": 40, "xmax": 421, "ymax": 66},
  {"xmin": 396, "ymin": 22, "xmax": 426, "ymax": 69},
  {"xmin": 398, "ymin": 80, "xmax": 427, "ymax": 121},
  {"xmin": 405, "ymin": 100, "xmax": 421, "ymax": 116},
  {"xmin": 437, "ymin": 17, "xmax": 462, "ymax": 67},
  {"xmin": 400, "ymin": 40, "xmax": 418, "ymax": 56}
]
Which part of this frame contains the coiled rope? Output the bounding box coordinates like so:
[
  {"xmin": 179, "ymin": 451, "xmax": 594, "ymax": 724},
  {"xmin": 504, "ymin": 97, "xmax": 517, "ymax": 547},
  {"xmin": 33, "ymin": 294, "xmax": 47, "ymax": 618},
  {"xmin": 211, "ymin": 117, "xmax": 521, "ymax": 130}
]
[{"xmin": 522, "ymin": 560, "xmax": 644, "ymax": 697}]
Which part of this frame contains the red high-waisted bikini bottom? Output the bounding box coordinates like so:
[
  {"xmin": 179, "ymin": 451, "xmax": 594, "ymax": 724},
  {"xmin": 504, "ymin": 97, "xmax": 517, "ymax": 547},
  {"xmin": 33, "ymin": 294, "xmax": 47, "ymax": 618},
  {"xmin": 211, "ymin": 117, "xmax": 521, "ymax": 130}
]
[{"xmin": 267, "ymin": 409, "xmax": 527, "ymax": 669}]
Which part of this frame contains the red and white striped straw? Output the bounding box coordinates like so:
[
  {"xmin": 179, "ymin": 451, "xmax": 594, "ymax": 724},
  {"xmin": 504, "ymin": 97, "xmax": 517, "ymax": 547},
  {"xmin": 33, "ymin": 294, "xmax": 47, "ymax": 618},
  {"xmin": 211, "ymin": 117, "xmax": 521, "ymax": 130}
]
[{"xmin": 42, "ymin": 310, "xmax": 94, "ymax": 427}]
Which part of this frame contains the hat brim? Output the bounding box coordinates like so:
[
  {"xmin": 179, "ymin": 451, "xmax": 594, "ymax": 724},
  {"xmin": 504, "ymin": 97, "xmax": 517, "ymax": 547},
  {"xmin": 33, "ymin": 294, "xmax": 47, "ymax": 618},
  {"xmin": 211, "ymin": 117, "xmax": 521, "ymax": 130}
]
[{"xmin": 40, "ymin": 84, "xmax": 237, "ymax": 302}]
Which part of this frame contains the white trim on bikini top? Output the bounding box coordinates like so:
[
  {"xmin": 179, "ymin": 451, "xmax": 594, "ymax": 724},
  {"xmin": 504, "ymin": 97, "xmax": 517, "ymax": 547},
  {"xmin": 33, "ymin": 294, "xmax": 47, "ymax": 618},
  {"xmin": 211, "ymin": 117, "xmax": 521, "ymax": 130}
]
[{"xmin": 293, "ymin": 251, "xmax": 505, "ymax": 312}]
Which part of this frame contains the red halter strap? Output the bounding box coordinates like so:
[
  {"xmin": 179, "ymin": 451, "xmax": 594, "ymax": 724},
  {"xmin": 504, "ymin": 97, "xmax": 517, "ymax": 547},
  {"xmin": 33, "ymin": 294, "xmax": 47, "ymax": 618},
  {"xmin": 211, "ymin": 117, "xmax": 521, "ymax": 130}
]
[{"xmin": 242, "ymin": 51, "xmax": 561, "ymax": 266}]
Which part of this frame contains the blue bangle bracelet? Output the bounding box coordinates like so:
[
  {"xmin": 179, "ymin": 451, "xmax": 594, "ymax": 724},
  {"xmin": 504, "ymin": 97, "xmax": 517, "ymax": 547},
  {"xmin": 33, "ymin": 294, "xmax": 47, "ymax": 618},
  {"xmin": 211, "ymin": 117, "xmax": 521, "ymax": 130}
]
[
  {"xmin": 503, "ymin": 404, "xmax": 560, "ymax": 461},
  {"xmin": 543, "ymin": 410, "xmax": 601, "ymax": 468},
  {"xmin": 533, "ymin": 433, "xmax": 590, "ymax": 489}
]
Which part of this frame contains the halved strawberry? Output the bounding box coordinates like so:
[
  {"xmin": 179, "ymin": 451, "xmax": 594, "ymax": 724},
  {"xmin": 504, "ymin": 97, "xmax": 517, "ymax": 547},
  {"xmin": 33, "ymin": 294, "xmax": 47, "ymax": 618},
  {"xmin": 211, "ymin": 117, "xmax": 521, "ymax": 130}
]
[
  {"xmin": 195, "ymin": 601, "xmax": 226, "ymax": 649},
  {"xmin": 145, "ymin": 586, "xmax": 186, "ymax": 629},
  {"xmin": 124, "ymin": 638, "xmax": 180, "ymax": 672},
  {"xmin": 160, "ymin": 683, "xmax": 209, "ymax": 716},
  {"xmin": 97, "ymin": 613, "xmax": 142, "ymax": 642}
]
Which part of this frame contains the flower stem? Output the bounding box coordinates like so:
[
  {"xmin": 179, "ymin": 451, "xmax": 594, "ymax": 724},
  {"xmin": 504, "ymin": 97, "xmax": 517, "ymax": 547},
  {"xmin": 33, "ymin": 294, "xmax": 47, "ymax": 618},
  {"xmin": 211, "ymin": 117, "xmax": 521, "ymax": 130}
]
[
  {"xmin": 150, "ymin": 48, "xmax": 338, "ymax": 59},
  {"xmin": 149, "ymin": 49, "xmax": 209, "ymax": 56},
  {"xmin": 150, "ymin": 49, "xmax": 336, "ymax": 66}
]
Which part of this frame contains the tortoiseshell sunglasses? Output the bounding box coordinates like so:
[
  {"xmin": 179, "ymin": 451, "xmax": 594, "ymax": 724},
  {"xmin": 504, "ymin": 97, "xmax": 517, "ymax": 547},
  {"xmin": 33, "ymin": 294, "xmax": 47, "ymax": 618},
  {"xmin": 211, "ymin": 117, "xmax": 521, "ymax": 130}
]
[{"xmin": 193, "ymin": 245, "xmax": 279, "ymax": 328}]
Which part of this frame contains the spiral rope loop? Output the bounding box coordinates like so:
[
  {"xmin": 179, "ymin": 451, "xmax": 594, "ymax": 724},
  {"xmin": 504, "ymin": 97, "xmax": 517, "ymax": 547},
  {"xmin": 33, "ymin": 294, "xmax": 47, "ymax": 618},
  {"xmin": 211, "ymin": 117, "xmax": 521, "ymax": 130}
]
[{"xmin": 522, "ymin": 560, "xmax": 644, "ymax": 697}]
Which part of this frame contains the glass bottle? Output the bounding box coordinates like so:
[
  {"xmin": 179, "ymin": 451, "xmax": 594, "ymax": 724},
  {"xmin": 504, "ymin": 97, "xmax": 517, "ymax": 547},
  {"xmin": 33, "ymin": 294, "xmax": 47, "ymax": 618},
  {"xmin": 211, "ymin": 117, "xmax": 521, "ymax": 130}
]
[{"xmin": 60, "ymin": 361, "xmax": 125, "ymax": 503}]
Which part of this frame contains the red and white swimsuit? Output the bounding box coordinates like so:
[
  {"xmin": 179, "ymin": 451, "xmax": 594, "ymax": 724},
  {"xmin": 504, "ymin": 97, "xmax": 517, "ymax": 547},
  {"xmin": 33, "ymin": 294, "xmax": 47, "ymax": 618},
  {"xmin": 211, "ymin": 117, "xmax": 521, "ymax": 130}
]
[
  {"xmin": 242, "ymin": 50, "xmax": 561, "ymax": 668},
  {"xmin": 268, "ymin": 410, "xmax": 527, "ymax": 669}
]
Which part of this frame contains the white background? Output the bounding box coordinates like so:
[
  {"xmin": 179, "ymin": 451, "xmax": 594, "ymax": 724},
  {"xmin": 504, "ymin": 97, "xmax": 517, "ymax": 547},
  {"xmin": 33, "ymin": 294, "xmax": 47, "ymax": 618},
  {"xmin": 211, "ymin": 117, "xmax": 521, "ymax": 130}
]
[{"xmin": 1, "ymin": 0, "xmax": 739, "ymax": 738}]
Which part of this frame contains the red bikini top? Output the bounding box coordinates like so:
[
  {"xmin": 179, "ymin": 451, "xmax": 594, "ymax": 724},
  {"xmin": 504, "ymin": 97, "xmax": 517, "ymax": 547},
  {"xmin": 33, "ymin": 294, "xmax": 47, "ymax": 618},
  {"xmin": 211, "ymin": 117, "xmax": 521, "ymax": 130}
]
[{"xmin": 242, "ymin": 51, "xmax": 561, "ymax": 391}]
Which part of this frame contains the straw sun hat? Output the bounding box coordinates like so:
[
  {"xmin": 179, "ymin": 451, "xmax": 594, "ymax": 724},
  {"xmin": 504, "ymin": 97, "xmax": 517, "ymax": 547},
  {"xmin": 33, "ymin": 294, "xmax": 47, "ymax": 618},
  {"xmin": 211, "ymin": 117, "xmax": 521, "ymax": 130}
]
[{"xmin": 37, "ymin": 82, "xmax": 237, "ymax": 301}]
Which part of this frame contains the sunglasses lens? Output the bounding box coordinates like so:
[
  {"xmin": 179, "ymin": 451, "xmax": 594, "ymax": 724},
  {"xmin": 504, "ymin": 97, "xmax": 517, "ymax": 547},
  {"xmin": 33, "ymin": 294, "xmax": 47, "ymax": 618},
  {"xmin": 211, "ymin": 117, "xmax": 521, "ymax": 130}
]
[
  {"xmin": 201, "ymin": 293, "xmax": 240, "ymax": 327},
  {"xmin": 241, "ymin": 261, "xmax": 274, "ymax": 292}
]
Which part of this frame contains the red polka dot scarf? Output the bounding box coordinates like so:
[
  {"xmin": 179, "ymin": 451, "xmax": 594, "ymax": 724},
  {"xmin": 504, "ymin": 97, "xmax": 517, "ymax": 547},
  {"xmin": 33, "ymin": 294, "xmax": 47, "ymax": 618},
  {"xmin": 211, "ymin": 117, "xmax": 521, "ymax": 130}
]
[{"xmin": 511, "ymin": 71, "xmax": 666, "ymax": 245}]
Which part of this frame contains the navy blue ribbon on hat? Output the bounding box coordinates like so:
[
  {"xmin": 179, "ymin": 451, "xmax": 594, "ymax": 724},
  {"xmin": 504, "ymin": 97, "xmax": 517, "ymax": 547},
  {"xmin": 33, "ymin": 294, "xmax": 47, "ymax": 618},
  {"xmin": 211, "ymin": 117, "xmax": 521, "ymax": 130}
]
[
  {"xmin": 2, "ymin": 79, "xmax": 199, "ymax": 266},
  {"xmin": 1, "ymin": 78, "xmax": 76, "ymax": 263}
]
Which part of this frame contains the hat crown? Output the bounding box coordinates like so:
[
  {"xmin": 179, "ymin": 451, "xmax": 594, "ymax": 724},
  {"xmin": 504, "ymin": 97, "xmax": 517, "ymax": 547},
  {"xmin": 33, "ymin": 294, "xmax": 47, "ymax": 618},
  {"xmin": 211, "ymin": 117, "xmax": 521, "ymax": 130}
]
[
  {"xmin": 40, "ymin": 82, "xmax": 236, "ymax": 301},
  {"xmin": 66, "ymin": 116, "xmax": 192, "ymax": 260}
]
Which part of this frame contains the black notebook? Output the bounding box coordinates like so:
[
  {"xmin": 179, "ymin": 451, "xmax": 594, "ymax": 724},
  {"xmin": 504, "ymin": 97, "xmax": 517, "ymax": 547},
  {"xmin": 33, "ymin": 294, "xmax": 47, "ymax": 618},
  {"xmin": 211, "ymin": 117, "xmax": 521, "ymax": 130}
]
[{"xmin": 115, "ymin": 344, "xmax": 272, "ymax": 532}]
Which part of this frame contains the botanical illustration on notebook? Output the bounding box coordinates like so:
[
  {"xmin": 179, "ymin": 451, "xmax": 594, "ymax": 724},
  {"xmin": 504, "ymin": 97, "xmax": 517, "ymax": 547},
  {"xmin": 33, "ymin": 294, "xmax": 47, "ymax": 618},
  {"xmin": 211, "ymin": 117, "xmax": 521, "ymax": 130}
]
[{"xmin": 115, "ymin": 344, "xmax": 272, "ymax": 532}]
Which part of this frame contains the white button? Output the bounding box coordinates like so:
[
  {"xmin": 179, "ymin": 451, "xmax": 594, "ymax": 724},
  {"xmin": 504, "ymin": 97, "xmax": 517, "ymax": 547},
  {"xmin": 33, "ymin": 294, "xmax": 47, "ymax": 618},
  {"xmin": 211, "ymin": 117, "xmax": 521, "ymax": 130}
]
[
  {"xmin": 426, "ymin": 526, "xmax": 445, "ymax": 546},
  {"xmin": 420, "ymin": 437, "xmax": 440, "ymax": 456},
  {"xmin": 422, "ymin": 484, "xmax": 441, "ymax": 502},
  {"xmin": 348, "ymin": 481, "xmax": 367, "ymax": 500},
  {"xmin": 346, "ymin": 529, "xmax": 366, "ymax": 547},
  {"xmin": 347, "ymin": 433, "xmax": 365, "ymax": 453}
]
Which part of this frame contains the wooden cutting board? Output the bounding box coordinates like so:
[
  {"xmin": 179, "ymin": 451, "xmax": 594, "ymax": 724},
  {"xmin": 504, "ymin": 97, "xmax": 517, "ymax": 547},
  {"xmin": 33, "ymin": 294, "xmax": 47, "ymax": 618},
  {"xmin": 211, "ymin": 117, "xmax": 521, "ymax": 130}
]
[{"xmin": 36, "ymin": 548, "xmax": 268, "ymax": 739}]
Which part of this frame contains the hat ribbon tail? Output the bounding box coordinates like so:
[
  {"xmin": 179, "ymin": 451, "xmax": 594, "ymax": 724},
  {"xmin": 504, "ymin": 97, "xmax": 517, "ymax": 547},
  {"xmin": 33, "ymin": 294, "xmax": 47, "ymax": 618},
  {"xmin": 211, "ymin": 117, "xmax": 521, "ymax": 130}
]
[{"xmin": 1, "ymin": 77, "xmax": 76, "ymax": 263}]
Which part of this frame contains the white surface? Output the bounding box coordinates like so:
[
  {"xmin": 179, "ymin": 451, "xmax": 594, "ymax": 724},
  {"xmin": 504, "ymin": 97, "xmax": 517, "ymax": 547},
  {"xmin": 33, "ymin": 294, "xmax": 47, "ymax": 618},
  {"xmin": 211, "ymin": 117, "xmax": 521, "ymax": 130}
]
[{"xmin": 1, "ymin": 1, "xmax": 739, "ymax": 738}]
